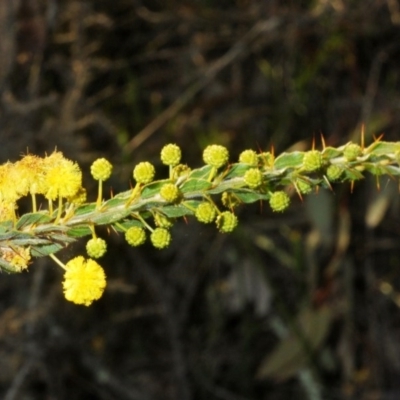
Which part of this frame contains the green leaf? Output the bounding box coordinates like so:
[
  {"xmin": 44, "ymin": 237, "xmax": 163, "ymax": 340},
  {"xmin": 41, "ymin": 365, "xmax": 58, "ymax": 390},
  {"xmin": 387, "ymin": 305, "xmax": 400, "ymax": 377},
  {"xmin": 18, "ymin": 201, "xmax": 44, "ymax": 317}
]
[
  {"xmin": 161, "ymin": 202, "xmax": 198, "ymax": 217},
  {"xmin": 74, "ymin": 203, "xmax": 96, "ymax": 216},
  {"xmin": 16, "ymin": 212, "xmax": 52, "ymax": 230},
  {"xmin": 67, "ymin": 225, "xmax": 92, "ymax": 238},
  {"xmin": 234, "ymin": 191, "xmax": 269, "ymax": 203},
  {"xmin": 90, "ymin": 209, "xmax": 131, "ymax": 225},
  {"xmin": 30, "ymin": 243, "xmax": 65, "ymax": 258},
  {"xmin": 274, "ymin": 152, "xmax": 304, "ymax": 170},
  {"xmin": 112, "ymin": 219, "xmax": 143, "ymax": 232},
  {"xmin": 0, "ymin": 220, "xmax": 13, "ymax": 234},
  {"xmin": 141, "ymin": 182, "xmax": 165, "ymax": 198},
  {"xmin": 180, "ymin": 179, "xmax": 211, "ymax": 193},
  {"xmin": 0, "ymin": 258, "xmax": 18, "ymax": 273},
  {"xmin": 322, "ymin": 146, "xmax": 342, "ymax": 159},
  {"xmin": 366, "ymin": 141, "xmax": 400, "ymax": 155},
  {"xmin": 343, "ymin": 168, "xmax": 364, "ymax": 181},
  {"xmin": 188, "ymin": 165, "xmax": 212, "ymax": 179},
  {"xmin": 224, "ymin": 163, "xmax": 251, "ymax": 179}
]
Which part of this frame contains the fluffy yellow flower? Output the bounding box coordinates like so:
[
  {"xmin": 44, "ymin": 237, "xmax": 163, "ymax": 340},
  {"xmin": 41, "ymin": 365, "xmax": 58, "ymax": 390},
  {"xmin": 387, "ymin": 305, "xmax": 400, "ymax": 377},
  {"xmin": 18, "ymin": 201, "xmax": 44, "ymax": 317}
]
[
  {"xmin": 0, "ymin": 200, "xmax": 16, "ymax": 222},
  {"xmin": 15, "ymin": 154, "xmax": 47, "ymax": 195},
  {"xmin": 62, "ymin": 256, "xmax": 106, "ymax": 306},
  {"xmin": 0, "ymin": 162, "xmax": 28, "ymax": 202},
  {"xmin": 44, "ymin": 152, "xmax": 82, "ymax": 200}
]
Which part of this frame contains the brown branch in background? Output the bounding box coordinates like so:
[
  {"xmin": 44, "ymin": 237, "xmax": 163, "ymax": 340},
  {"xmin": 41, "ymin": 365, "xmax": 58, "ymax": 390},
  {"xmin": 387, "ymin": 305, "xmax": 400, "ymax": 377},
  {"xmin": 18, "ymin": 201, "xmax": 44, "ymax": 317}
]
[{"xmin": 123, "ymin": 17, "xmax": 282, "ymax": 154}]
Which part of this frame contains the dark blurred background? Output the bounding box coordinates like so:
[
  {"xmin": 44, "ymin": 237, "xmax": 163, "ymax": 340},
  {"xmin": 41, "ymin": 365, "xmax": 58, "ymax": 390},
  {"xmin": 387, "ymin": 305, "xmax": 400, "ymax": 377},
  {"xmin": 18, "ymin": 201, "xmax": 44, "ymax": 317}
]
[{"xmin": 1, "ymin": 1, "xmax": 400, "ymax": 399}]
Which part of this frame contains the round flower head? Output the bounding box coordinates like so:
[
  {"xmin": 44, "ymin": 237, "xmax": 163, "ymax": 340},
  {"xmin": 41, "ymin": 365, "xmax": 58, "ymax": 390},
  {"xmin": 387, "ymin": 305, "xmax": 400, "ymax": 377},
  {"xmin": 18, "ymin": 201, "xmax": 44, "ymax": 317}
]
[
  {"xmin": 125, "ymin": 226, "xmax": 146, "ymax": 247},
  {"xmin": 86, "ymin": 237, "xmax": 107, "ymax": 258},
  {"xmin": 15, "ymin": 154, "xmax": 46, "ymax": 195},
  {"xmin": 160, "ymin": 183, "xmax": 180, "ymax": 202},
  {"xmin": 150, "ymin": 228, "xmax": 171, "ymax": 249},
  {"xmin": 0, "ymin": 200, "xmax": 15, "ymax": 223},
  {"xmin": 302, "ymin": 150, "xmax": 323, "ymax": 172},
  {"xmin": 195, "ymin": 202, "xmax": 217, "ymax": 224},
  {"xmin": 0, "ymin": 162, "xmax": 27, "ymax": 202},
  {"xmin": 161, "ymin": 144, "xmax": 182, "ymax": 166},
  {"xmin": 244, "ymin": 168, "xmax": 263, "ymax": 189},
  {"xmin": 343, "ymin": 143, "xmax": 362, "ymax": 161},
  {"xmin": 44, "ymin": 152, "xmax": 82, "ymax": 200},
  {"xmin": 326, "ymin": 164, "xmax": 343, "ymax": 181},
  {"xmin": 91, "ymin": 158, "xmax": 113, "ymax": 181},
  {"xmin": 133, "ymin": 162, "xmax": 155, "ymax": 184},
  {"xmin": 269, "ymin": 191, "xmax": 290, "ymax": 212},
  {"xmin": 295, "ymin": 179, "xmax": 312, "ymax": 194},
  {"xmin": 216, "ymin": 211, "xmax": 238, "ymax": 233},
  {"xmin": 203, "ymin": 145, "xmax": 229, "ymax": 168},
  {"xmin": 63, "ymin": 256, "xmax": 106, "ymax": 306},
  {"xmin": 239, "ymin": 149, "xmax": 258, "ymax": 166}
]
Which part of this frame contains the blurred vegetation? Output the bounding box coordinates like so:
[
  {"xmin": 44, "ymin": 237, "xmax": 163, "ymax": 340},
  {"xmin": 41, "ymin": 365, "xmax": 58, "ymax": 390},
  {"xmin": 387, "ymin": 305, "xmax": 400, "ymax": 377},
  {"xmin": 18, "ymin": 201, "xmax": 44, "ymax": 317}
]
[{"xmin": 2, "ymin": 0, "xmax": 400, "ymax": 399}]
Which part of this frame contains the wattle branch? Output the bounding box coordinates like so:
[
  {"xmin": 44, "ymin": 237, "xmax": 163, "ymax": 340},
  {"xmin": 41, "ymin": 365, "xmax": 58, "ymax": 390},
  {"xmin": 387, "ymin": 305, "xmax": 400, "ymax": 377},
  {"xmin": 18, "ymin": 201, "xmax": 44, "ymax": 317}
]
[{"xmin": 0, "ymin": 139, "xmax": 399, "ymax": 305}]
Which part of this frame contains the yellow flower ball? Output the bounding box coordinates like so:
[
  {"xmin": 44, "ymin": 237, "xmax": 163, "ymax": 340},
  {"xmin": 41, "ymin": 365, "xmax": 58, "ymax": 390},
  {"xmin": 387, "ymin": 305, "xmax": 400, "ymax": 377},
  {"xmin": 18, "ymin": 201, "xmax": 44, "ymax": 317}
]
[
  {"xmin": 63, "ymin": 256, "xmax": 106, "ymax": 306},
  {"xmin": 44, "ymin": 152, "xmax": 82, "ymax": 200},
  {"xmin": 91, "ymin": 158, "xmax": 113, "ymax": 181}
]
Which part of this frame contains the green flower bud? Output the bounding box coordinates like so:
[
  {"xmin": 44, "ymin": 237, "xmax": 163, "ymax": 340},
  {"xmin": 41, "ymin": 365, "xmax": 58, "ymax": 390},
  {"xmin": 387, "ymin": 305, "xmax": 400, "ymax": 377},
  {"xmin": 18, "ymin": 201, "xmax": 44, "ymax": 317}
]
[
  {"xmin": 244, "ymin": 168, "xmax": 263, "ymax": 189},
  {"xmin": 326, "ymin": 164, "xmax": 343, "ymax": 181},
  {"xmin": 161, "ymin": 144, "xmax": 182, "ymax": 166},
  {"xmin": 91, "ymin": 158, "xmax": 113, "ymax": 181},
  {"xmin": 133, "ymin": 162, "xmax": 155, "ymax": 184},
  {"xmin": 269, "ymin": 191, "xmax": 290, "ymax": 212},
  {"xmin": 150, "ymin": 228, "xmax": 171, "ymax": 249},
  {"xmin": 303, "ymin": 150, "xmax": 323, "ymax": 172},
  {"xmin": 86, "ymin": 237, "xmax": 107, "ymax": 258},
  {"xmin": 160, "ymin": 183, "xmax": 180, "ymax": 202},
  {"xmin": 195, "ymin": 202, "xmax": 217, "ymax": 223},
  {"xmin": 125, "ymin": 226, "xmax": 146, "ymax": 247},
  {"xmin": 296, "ymin": 179, "xmax": 312, "ymax": 194},
  {"xmin": 203, "ymin": 145, "xmax": 229, "ymax": 168},
  {"xmin": 259, "ymin": 152, "xmax": 273, "ymax": 168},
  {"xmin": 239, "ymin": 149, "xmax": 258, "ymax": 166},
  {"xmin": 216, "ymin": 211, "xmax": 238, "ymax": 233},
  {"xmin": 154, "ymin": 213, "xmax": 174, "ymax": 228},
  {"xmin": 343, "ymin": 143, "xmax": 362, "ymax": 161}
]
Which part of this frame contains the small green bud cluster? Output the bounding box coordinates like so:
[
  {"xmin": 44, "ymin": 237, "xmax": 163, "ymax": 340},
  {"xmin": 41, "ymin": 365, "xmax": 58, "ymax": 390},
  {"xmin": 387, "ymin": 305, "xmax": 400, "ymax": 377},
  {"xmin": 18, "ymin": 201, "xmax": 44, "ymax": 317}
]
[
  {"xmin": 239, "ymin": 150, "xmax": 258, "ymax": 166},
  {"xmin": 244, "ymin": 168, "xmax": 263, "ymax": 189},
  {"xmin": 203, "ymin": 145, "xmax": 229, "ymax": 168},
  {"xmin": 150, "ymin": 228, "xmax": 171, "ymax": 249},
  {"xmin": 326, "ymin": 164, "xmax": 343, "ymax": 181},
  {"xmin": 125, "ymin": 226, "xmax": 146, "ymax": 247},
  {"xmin": 216, "ymin": 211, "xmax": 238, "ymax": 233},
  {"xmin": 296, "ymin": 179, "xmax": 312, "ymax": 194},
  {"xmin": 195, "ymin": 202, "xmax": 217, "ymax": 223},
  {"xmin": 86, "ymin": 237, "xmax": 107, "ymax": 258},
  {"xmin": 269, "ymin": 191, "xmax": 290, "ymax": 212},
  {"xmin": 303, "ymin": 150, "xmax": 323, "ymax": 172},
  {"xmin": 343, "ymin": 143, "xmax": 362, "ymax": 161}
]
